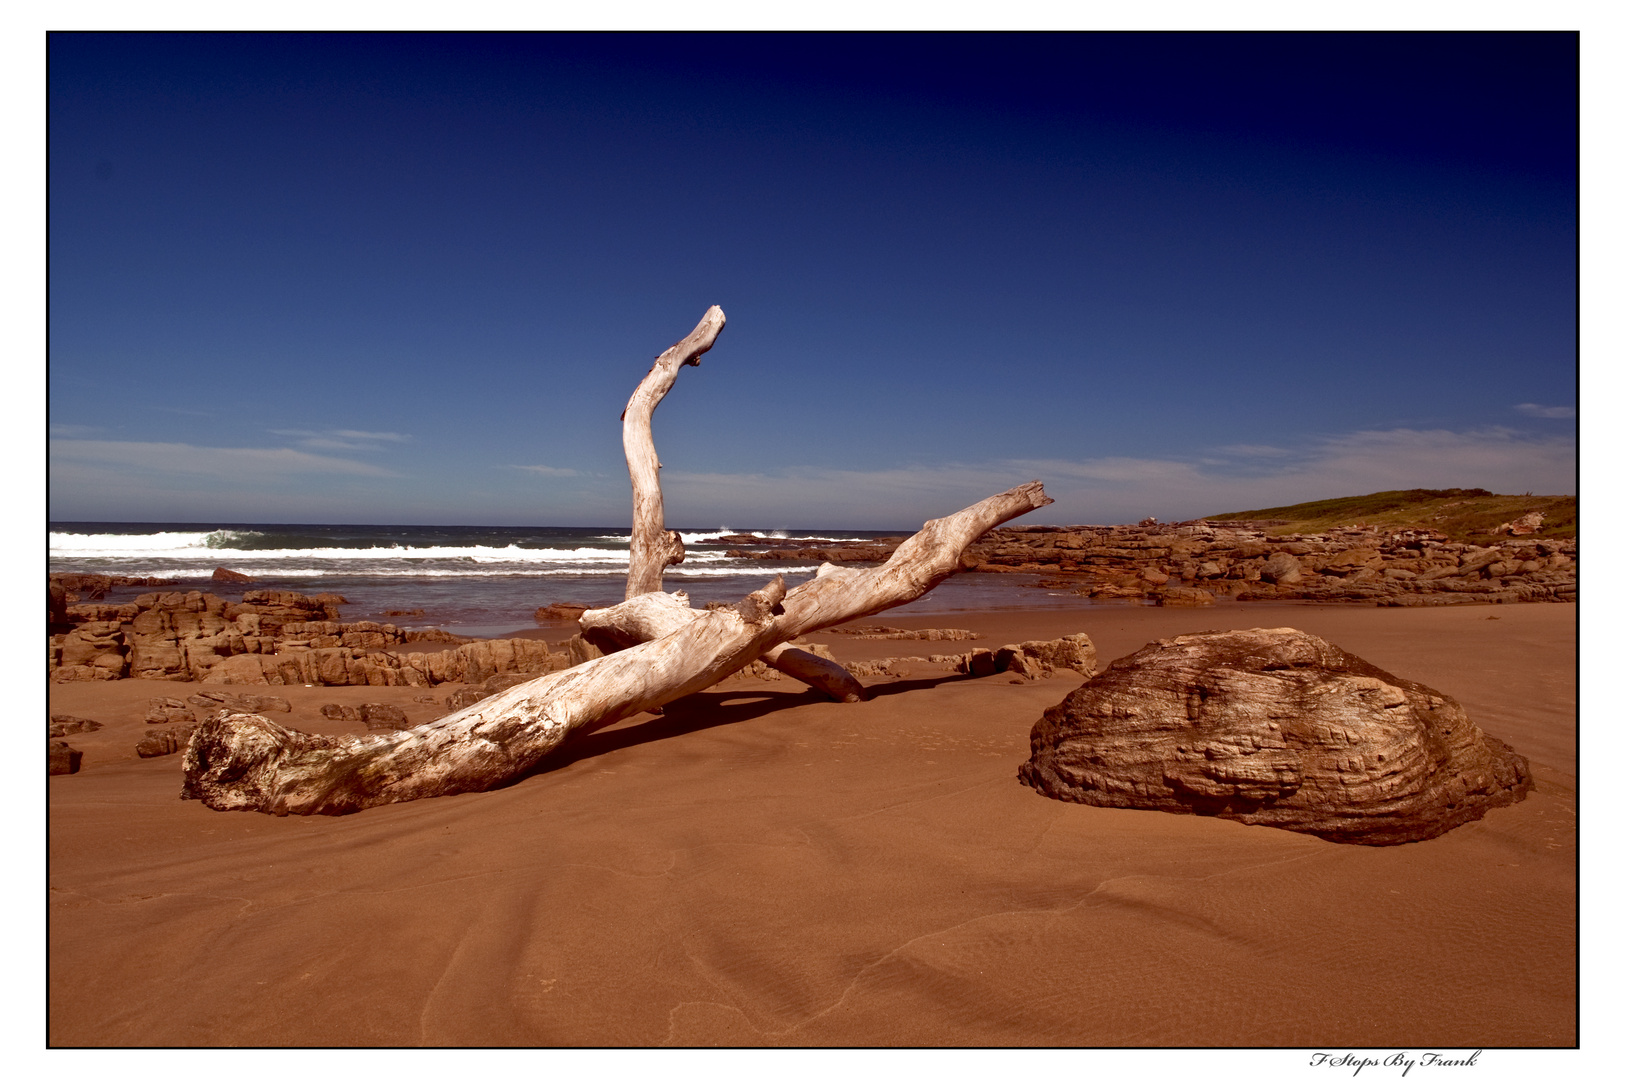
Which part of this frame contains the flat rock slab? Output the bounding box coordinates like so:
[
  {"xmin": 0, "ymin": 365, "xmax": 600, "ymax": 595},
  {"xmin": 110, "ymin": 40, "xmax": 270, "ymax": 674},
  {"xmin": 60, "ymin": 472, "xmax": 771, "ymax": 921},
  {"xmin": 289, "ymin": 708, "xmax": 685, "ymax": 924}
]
[{"xmin": 1019, "ymin": 627, "xmax": 1532, "ymax": 845}]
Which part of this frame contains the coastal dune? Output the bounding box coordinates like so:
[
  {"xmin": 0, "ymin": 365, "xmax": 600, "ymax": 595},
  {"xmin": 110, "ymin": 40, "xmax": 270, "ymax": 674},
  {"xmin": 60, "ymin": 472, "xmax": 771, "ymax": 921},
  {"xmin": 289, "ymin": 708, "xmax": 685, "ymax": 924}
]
[{"xmin": 48, "ymin": 601, "xmax": 1575, "ymax": 1046}]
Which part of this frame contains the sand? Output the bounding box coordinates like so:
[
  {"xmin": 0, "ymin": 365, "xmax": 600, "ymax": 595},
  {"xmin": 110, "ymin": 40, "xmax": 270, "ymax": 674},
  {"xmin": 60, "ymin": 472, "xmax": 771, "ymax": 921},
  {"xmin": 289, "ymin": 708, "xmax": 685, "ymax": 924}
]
[{"xmin": 47, "ymin": 600, "xmax": 1576, "ymax": 1047}]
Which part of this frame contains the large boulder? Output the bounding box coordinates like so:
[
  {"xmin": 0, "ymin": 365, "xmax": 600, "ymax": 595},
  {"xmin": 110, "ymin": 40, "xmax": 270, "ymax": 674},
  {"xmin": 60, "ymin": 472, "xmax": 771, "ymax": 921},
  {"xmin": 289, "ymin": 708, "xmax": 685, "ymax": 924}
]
[
  {"xmin": 1259, "ymin": 552, "xmax": 1303, "ymax": 584},
  {"xmin": 1019, "ymin": 627, "xmax": 1532, "ymax": 845}
]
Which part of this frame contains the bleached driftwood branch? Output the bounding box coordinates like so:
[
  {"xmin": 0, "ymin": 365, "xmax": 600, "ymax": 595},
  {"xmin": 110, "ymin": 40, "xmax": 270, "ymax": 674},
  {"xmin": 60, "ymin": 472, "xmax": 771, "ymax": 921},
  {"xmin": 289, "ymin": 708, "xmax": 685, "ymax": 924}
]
[
  {"xmin": 606, "ymin": 305, "xmax": 866, "ymax": 702},
  {"xmin": 181, "ymin": 481, "xmax": 1052, "ymax": 815},
  {"xmin": 622, "ymin": 306, "xmax": 726, "ymax": 599},
  {"xmin": 580, "ymin": 591, "xmax": 868, "ymax": 703}
]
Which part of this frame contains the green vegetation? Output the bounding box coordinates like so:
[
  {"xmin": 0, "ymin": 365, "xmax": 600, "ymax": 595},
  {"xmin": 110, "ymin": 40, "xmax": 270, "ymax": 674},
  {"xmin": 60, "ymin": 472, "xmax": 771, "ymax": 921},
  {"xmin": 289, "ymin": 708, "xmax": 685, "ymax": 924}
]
[{"xmin": 1204, "ymin": 489, "xmax": 1576, "ymax": 543}]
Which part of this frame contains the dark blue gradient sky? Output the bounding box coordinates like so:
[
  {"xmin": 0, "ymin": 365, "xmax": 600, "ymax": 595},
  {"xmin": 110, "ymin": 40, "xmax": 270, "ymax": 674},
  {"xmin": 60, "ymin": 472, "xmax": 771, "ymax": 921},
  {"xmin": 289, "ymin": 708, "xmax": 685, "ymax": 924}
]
[{"xmin": 48, "ymin": 32, "xmax": 1577, "ymax": 527}]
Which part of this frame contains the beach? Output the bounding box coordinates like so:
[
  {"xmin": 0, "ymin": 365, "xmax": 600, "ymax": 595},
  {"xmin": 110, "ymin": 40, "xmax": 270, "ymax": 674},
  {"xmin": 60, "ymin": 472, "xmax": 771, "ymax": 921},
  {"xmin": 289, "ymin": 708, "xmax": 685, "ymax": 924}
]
[{"xmin": 47, "ymin": 598, "xmax": 1576, "ymax": 1047}]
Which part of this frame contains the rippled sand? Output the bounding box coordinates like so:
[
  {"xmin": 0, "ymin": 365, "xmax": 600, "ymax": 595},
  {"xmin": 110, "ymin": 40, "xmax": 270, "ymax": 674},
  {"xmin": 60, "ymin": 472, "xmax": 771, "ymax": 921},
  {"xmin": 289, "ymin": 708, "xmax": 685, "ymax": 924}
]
[{"xmin": 48, "ymin": 602, "xmax": 1575, "ymax": 1046}]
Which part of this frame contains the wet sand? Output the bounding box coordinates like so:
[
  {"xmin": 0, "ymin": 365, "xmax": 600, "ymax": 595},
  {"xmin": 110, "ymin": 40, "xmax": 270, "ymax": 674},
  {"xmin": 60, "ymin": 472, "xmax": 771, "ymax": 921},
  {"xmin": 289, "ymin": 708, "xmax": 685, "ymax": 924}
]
[{"xmin": 47, "ymin": 600, "xmax": 1576, "ymax": 1047}]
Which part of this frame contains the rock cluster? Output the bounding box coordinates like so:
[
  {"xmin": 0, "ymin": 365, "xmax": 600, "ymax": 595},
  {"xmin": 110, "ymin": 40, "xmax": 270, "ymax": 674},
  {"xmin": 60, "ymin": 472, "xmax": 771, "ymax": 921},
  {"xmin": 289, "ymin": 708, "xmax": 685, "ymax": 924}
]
[
  {"xmin": 1019, "ymin": 627, "xmax": 1533, "ymax": 845},
  {"xmin": 47, "ymin": 585, "xmax": 571, "ymax": 688},
  {"xmin": 48, "ymin": 714, "xmax": 103, "ymax": 775},
  {"xmin": 136, "ymin": 726, "xmax": 197, "ymax": 759},
  {"xmin": 319, "ymin": 702, "xmax": 411, "ymax": 731},
  {"xmin": 825, "ymin": 625, "xmax": 982, "ymax": 641},
  {"xmin": 721, "ymin": 523, "xmax": 1576, "ymax": 605},
  {"xmin": 958, "ymin": 633, "xmax": 1099, "ymax": 680},
  {"xmin": 822, "ymin": 634, "xmax": 1098, "ymax": 682}
]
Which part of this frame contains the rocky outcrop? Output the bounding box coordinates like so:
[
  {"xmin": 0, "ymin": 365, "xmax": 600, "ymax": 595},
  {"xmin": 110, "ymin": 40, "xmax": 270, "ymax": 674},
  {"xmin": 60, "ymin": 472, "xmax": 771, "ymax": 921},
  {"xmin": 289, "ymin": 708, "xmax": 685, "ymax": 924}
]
[
  {"xmin": 958, "ymin": 633, "xmax": 1098, "ymax": 680},
  {"xmin": 49, "ymin": 572, "xmax": 175, "ymax": 602},
  {"xmin": 49, "ymin": 714, "xmax": 103, "ymax": 737},
  {"xmin": 719, "ymin": 522, "xmax": 1576, "ymax": 605},
  {"xmin": 1493, "ymin": 512, "xmax": 1545, "ymax": 536},
  {"xmin": 318, "ymin": 703, "xmax": 413, "ymax": 731},
  {"xmin": 47, "ymin": 587, "xmax": 563, "ymax": 687},
  {"xmin": 197, "ymin": 635, "xmax": 564, "ymax": 688},
  {"xmin": 1018, "ymin": 627, "xmax": 1533, "ymax": 845},
  {"xmin": 534, "ymin": 602, "xmax": 590, "ymax": 623},
  {"xmin": 825, "ymin": 625, "xmax": 982, "ymax": 641},
  {"xmin": 211, "ymin": 567, "xmax": 257, "ymax": 583}
]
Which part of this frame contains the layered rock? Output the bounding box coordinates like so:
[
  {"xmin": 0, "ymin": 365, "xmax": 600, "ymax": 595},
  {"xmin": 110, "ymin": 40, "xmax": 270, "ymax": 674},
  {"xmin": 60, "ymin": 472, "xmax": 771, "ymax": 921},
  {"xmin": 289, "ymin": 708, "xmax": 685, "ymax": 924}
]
[
  {"xmin": 719, "ymin": 523, "xmax": 1576, "ymax": 606},
  {"xmin": 1019, "ymin": 627, "xmax": 1533, "ymax": 845},
  {"xmin": 136, "ymin": 725, "xmax": 197, "ymax": 759},
  {"xmin": 47, "ymin": 587, "xmax": 565, "ymax": 687},
  {"xmin": 824, "ymin": 625, "xmax": 982, "ymax": 641},
  {"xmin": 957, "ymin": 632, "xmax": 1098, "ymax": 680}
]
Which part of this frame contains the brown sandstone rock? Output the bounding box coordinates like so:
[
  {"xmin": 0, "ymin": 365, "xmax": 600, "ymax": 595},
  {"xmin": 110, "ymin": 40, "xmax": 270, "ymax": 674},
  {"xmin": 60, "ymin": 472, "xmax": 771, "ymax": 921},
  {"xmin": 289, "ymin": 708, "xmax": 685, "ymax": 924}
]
[
  {"xmin": 49, "ymin": 740, "xmax": 83, "ymax": 775},
  {"xmin": 136, "ymin": 724, "xmax": 197, "ymax": 759},
  {"xmin": 361, "ymin": 703, "xmax": 410, "ymax": 731},
  {"xmin": 959, "ymin": 634, "xmax": 1096, "ymax": 680},
  {"xmin": 443, "ymin": 687, "xmax": 492, "ymax": 711},
  {"xmin": 1260, "ymin": 552, "xmax": 1303, "ymax": 584},
  {"xmin": 145, "ymin": 698, "xmax": 196, "ymax": 725},
  {"xmin": 49, "ymin": 714, "xmax": 104, "ymax": 737},
  {"xmin": 535, "ymin": 602, "xmax": 590, "ymax": 623},
  {"xmin": 1019, "ymin": 627, "xmax": 1532, "ymax": 845},
  {"xmin": 212, "ymin": 567, "xmax": 257, "ymax": 583}
]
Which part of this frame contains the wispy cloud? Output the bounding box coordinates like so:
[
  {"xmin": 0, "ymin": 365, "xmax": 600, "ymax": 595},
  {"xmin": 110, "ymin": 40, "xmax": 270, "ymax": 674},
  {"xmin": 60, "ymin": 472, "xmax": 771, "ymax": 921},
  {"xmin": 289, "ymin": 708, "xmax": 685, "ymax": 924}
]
[
  {"xmin": 48, "ymin": 423, "xmax": 102, "ymax": 438},
  {"xmin": 51, "ymin": 439, "xmax": 400, "ymax": 479},
  {"xmin": 1515, "ymin": 403, "xmax": 1576, "ymax": 419},
  {"xmin": 655, "ymin": 425, "xmax": 1576, "ymax": 528},
  {"xmin": 269, "ymin": 428, "xmax": 412, "ymax": 452},
  {"xmin": 511, "ymin": 464, "xmax": 581, "ymax": 477}
]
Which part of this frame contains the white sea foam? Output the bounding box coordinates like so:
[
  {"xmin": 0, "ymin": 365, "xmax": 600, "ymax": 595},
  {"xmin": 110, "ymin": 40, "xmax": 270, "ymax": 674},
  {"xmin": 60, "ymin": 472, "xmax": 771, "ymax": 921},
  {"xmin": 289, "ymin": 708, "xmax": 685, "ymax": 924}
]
[
  {"xmin": 47, "ymin": 539, "xmax": 663, "ymax": 565},
  {"xmin": 133, "ymin": 564, "xmax": 812, "ymax": 579},
  {"xmin": 48, "ymin": 529, "xmax": 262, "ymax": 554},
  {"xmin": 677, "ymin": 529, "xmax": 863, "ymax": 544}
]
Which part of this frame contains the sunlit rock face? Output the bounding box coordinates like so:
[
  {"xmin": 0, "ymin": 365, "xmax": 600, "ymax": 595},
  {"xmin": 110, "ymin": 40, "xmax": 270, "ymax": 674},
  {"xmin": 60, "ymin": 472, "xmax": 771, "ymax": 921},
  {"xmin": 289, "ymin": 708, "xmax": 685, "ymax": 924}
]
[{"xmin": 1018, "ymin": 627, "xmax": 1533, "ymax": 845}]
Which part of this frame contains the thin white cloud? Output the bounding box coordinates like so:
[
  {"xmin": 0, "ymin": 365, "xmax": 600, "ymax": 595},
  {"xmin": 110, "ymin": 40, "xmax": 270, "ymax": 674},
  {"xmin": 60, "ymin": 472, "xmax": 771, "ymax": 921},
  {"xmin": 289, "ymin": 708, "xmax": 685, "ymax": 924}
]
[
  {"xmin": 512, "ymin": 464, "xmax": 581, "ymax": 477},
  {"xmin": 655, "ymin": 425, "xmax": 1576, "ymax": 527},
  {"xmin": 269, "ymin": 428, "xmax": 412, "ymax": 451},
  {"xmin": 1515, "ymin": 403, "xmax": 1577, "ymax": 419},
  {"xmin": 50, "ymin": 439, "xmax": 400, "ymax": 479},
  {"xmin": 1211, "ymin": 443, "xmax": 1294, "ymax": 458}
]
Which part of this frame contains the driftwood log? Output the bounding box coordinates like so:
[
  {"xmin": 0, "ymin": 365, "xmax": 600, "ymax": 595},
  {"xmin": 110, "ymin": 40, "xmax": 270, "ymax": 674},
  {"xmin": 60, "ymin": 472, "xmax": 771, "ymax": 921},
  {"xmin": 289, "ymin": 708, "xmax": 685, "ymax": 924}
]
[
  {"xmin": 181, "ymin": 306, "xmax": 1053, "ymax": 814},
  {"xmin": 182, "ymin": 482, "xmax": 1052, "ymax": 814}
]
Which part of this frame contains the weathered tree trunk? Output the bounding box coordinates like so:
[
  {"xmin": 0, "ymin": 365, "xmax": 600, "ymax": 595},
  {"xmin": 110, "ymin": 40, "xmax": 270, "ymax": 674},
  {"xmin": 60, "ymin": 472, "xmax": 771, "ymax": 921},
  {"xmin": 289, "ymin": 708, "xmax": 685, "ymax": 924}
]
[
  {"xmin": 181, "ymin": 482, "xmax": 1052, "ymax": 815},
  {"xmin": 622, "ymin": 306, "xmax": 726, "ymax": 599},
  {"xmin": 608, "ymin": 304, "xmax": 866, "ymax": 702}
]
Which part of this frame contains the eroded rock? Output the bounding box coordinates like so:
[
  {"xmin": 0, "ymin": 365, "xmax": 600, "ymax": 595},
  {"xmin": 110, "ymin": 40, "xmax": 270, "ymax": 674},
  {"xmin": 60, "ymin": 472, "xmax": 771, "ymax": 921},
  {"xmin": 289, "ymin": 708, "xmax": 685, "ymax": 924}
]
[
  {"xmin": 136, "ymin": 724, "xmax": 197, "ymax": 758},
  {"xmin": 1019, "ymin": 627, "xmax": 1532, "ymax": 845},
  {"xmin": 49, "ymin": 740, "xmax": 83, "ymax": 775}
]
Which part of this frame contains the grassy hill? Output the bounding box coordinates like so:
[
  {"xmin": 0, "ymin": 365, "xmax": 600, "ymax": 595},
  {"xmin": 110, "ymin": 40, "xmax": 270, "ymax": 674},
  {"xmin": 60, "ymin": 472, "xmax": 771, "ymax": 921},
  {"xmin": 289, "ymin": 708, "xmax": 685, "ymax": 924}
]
[{"xmin": 1203, "ymin": 489, "xmax": 1576, "ymax": 543}]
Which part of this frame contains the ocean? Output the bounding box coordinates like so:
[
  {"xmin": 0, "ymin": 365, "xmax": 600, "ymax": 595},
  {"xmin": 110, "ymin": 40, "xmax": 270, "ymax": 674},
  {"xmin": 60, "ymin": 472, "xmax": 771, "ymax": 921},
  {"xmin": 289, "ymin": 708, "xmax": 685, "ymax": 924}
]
[{"xmin": 48, "ymin": 522, "xmax": 1073, "ymax": 637}]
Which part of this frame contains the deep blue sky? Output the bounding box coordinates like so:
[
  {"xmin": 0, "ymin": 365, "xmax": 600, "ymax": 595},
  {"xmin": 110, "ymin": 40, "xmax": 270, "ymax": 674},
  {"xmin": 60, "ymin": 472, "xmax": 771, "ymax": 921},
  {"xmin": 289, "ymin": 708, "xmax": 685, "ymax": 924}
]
[{"xmin": 48, "ymin": 32, "xmax": 1577, "ymax": 529}]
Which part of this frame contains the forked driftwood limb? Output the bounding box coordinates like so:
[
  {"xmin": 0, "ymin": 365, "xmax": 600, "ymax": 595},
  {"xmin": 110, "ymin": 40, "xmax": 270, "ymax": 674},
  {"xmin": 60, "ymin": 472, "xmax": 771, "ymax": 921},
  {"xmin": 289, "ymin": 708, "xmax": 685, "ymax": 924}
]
[
  {"xmin": 181, "ymin": 308, "xmax": 1052, "ymax": 814},
  {"xmin": 605, "ymin": 305, "xmax": 866, "ymax": 703},
  {"xmin": 181, "ymin": 482, "xmax": 1053, "ymax": 814}
]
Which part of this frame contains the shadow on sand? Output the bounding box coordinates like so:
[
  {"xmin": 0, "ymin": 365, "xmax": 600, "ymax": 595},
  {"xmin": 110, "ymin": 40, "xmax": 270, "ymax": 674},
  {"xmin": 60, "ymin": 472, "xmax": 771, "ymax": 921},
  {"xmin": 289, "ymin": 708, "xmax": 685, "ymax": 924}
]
[{"xmin": 502, "ymin": 671, "xmax": 975, "ymax": 786}]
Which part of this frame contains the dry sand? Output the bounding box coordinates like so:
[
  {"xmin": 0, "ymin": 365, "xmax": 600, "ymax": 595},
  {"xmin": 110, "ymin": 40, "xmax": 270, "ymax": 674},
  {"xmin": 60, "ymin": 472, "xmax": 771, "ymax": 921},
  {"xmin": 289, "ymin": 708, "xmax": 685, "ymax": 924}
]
[{"xmin": 47, "ymin": 601, "xmax": 1576, "ymax": 1047}]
